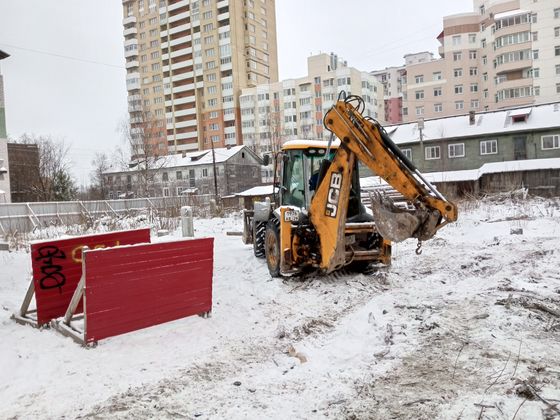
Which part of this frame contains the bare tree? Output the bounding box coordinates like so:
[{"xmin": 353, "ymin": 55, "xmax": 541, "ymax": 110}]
[
  {"xmin": 89, "ymin": 152, "xmax": 111, "ymax": 199},
  {"xmin": 15, "ymin": 134, "xmax": 77, "ymax": 201},
  {"xmin": 119, "ymin": 108, "xmax": 168, "ymax": 197}
]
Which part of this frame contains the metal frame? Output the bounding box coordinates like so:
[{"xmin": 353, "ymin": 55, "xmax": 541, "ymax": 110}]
[
  {"xmin": 51, "ymin": 250, "xmax": 90, "ymax": 346},
  {"xmin": 11, "ymin": 277, "xmax": 39, "ymax": 327}
]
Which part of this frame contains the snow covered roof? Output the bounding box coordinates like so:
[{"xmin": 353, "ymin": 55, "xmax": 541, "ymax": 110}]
[
  {"xmin": 105, "ymin": 145, "xmax": 252, "ymax": 174},
  {"xmin": 235, "ymin": 185, "xmax": 277, "ymax": 197},
  {"xmin": 494, "ymin": 9, "xmax": 529, "ymax": 20},
  {"xmin": 361, "ymin": 158, "xmax": 560, "ymax": 185},
  {"xmin": 282, "ymin": 139, "xmax": 341, "ymax": 149},
  {"xmin": 385, "ymin": 102, "xmax": 560, "ymax": 145}
]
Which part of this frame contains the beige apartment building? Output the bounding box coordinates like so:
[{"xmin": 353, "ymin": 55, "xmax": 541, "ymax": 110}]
[
  {"xmin": 122, "ymin": 0, "xmax": 279, "ymax": 158},
  {"xmin": 239, "ymin": 53, "xmax": 384, "ymax": 162},
  {"xmin": 371, "ymin": 52, "xmax": 434, "ymax": 124},
  {"xmin": 402, "ymin": 0, "xmax": 560, "ymax": 122}
]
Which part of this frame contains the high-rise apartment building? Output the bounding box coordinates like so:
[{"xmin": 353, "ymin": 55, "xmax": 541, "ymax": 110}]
[
  {"xmin": 401, "ymin": 0, "xmax": 560, "ymax": 122},
  {"xmin": 122, "ymin": 0, "xmax": 279, "ymax": 158},
  {"xmin": 123, "ymin": 0, "xmax": 168, "ymax": 159},
  {"xmin": 239, "ymin": 53, "xmax": 384, "ymax": 158}
]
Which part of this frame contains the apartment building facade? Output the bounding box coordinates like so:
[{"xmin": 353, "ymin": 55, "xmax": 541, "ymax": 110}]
[
  {"xmin": 371, "ymin": 52, "xmax": 434, "ymax": 124},
  {"xmin": 402, "ymin": 0, "xmax": 560, "ymax": 122},
  {"xmin": 239, "ymin": 53, "xmax": 384, "ymax": 158},
  {"xmin": 122, "ymin": 0, "xmax": 279, "ymax": 158}
]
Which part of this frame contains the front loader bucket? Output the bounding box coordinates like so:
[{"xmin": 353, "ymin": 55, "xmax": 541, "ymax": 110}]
[{"xmin": 369, "ymin": 192, "xmax": 439, "ymax": 243}]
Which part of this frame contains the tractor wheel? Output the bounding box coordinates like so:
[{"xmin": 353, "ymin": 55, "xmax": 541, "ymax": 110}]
[
  {"xmin": 265, "ymin": 219, "xmax": 281, "ymax": 277},
  {"xmin": 253, "ymin": 221, "xmax": 266, "ymax": 258}
]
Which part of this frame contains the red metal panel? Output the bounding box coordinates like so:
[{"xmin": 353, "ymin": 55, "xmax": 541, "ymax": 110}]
[
  {"xmin": 30, "ymin": 229, "xmax": 151, "ymax": 326},
  {"xmin": 84, "ymin": 238, "xmax": 214, "ymax": 343}
]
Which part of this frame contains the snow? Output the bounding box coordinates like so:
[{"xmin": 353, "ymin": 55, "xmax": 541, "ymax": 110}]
[
  {"xmin": 236, "ymin": 185, "xmax": 276, "ymax": 197},
  {"xmin": 494, "ymin": 9, "xmax": 530, "ymax": 20},
  {"xmin": 282, "ymin": 139, "xmax": 341, "ymax": 149},
  {"xmin": 1, "ymin": 198, "xmax": 560, "ymax": 419}
]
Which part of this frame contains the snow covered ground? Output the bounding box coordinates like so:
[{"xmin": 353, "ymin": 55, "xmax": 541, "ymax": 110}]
[{"xmin": 1, "ymin": 197, "xmax": 559, "ymax": 419}]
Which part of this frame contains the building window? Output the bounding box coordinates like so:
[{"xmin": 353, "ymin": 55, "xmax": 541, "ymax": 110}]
[
  {"xmin": 470, "ymin": 83, "xmax": 479, "ymax": 93},
  {"xmin": 470, "ymin": 67, "xmax": 478, "ymax": 76},
  {"xmin": 448, "ymin": 143, "xmax": 465, "ymax": 158},
  {"xmin": 555, "ymin": 27, "xmax": 560, "ymax": 37},
  {"xmin": 415, "ymin": 75, "xmax": 424, "ymax": 83},
  {"xmin": 542, "ymin": 135, "xmax": 560, "ymax": 150},
  {"xmin": 480, "ymin": 139, "xmax": 498, "ymax": 155},
  {"xmin": 425, "ymin": 146, "xmax": 440, "ymax": 160},
  {"xmin": 454, "ymin": 68, "xmax": 463, "ymax": 77},
  {"xmin": 453, "ymin": 52, "xmax": 462, "ymax": 61},
  {"xmin": 555, "ymin": 8, "xmax": 560, "ymax": 18},
  {"xmin": 433, "ymin": 72, "xmax": 442, "ymax": 81},
  {"xmin": 555, "ymin": 46, "xmax": 560, "ymax": 56},
  {"xmin": 556, "ymin": 64, "xmax": 560, "ymax": 75},
  {"xmin": 469, "ymin": 50, "xmax": 477, "ymax": 59},
  {"xmin": 434, "ymin": 87, "xmax": 442, "ymax": 96},
  {"xmin": 162, "ymin": 172, "xmax": 168, "ymax": 181},
  {"xmin": 471, "ymin": 99, "xmax": 479, "ymax": 109},
  {"xmin": 415, "ymin": 90, "xmax": 424, "ymax": 100},
  {"xmin": 452, "ymin": 35, "xmax": 461, "ymax": 45},
  {"xmin": 455, "ymin": 85, "xmax": 463, "ymax": 94},
  {"xmin": 163, "ymin": 187, "xmax": 170, "ymax": 197},
  {"xmin": 202, "ymin": 168, "xmax": 209, "ymax": 177},
  {"xmin": 415, "ymin": 106, "xmax": 424, "ymax": 116},
  {"xmin": 211, "ymin": 135, "xmax": 220, "ymax": 143},
  {"xmin": 455, "ymin": 101, "xmax": 464, "ymax": 110},
  {"xmin": 468, "ymin": 33, "xmax": 477, "ymax": 43},
  {"xmin": 557, "ymin": 83, "xmax": 560, "ymax": 94},
  {"xmin": 401, "ymin": 148, "xmax": 412, "ymax": 160},
  {"xmin": 434, "ymin": 103, "xmax": 442, "ymax": 113}
]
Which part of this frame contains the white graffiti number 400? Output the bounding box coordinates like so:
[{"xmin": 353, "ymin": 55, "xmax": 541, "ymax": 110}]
[{"xmin": 325, "ymin": 173, "xmax": 342, "ymax": 218}]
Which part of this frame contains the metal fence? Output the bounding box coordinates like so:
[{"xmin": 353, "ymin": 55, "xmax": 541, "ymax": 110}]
[{"xmin": 0, "ymin": 195, "xmax": 217, "ymax": 235}]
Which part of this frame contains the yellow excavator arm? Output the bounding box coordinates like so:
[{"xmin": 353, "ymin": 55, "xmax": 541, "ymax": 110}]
[{"xmin": 309, "ymin": 96, "xmax": 458, "ymax": 272}]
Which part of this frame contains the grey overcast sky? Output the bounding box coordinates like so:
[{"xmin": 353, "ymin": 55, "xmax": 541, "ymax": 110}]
[{"xmin": 0, "ymin": 0, "xmax": 472, "ymax": 185}]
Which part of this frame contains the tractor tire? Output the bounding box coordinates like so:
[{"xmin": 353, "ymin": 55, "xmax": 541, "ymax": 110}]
[
  {"xmin": 253, "ymin": 221, "xmax": 266, "ymax": 258},
  {"xmin": 265, "ymin": 219, "xmax": 281, "ymax": 277}
]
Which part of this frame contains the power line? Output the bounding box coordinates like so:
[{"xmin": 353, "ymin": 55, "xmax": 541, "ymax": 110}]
[{"xmin": 0, "ymin": 42, "xmax": 124, "ymax": 70}]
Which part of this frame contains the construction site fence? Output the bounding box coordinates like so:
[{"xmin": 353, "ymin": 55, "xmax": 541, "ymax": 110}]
[{"xmin": 0, "ymin": 195, "xmax": 230, "ymax": 236}]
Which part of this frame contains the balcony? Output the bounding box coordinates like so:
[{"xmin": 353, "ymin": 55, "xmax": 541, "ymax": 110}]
[
  {"xmin": 217, "ymin": 0, "xmax": 229, "ymax": 8},
  {"xmin": 124, "ymin": 38, "xmax": 138, "ymax": 48},
  {"xmin": 123, "ymin": 27, "xmax": 138, "ymax": 37},
  {"xmin": 168, "ymin": 10, "xmax": 189, "ymax": 24},
  {"xmin": 217, "ymin": 12, "xmax": 230, "ymax": 21},
  {"xmin": 124, "ymin": 47, "xmax": 138, "ymax": 59},
  {"xmin": 172, "ymin": 95, "xmax": 196, "ymax": 106},
  {"xmin": 125, "ymin": 60, "xmax": 139, "ymax": 70},
  {"xmin": 495, "ymin": 58, "xmax": 532, "ymax": 74},
  {"xmin": 167, "ymin": 0, "xmax": 188, "ymax": 13},
  {"xmin": 122, "ymin": 16, "xmax": 137, "ymax": 26}
]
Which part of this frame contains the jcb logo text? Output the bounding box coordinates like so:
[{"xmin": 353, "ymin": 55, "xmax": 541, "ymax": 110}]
[{"xmin": 325, "ymin": 173, "xmax": 342, "ymax": 218}]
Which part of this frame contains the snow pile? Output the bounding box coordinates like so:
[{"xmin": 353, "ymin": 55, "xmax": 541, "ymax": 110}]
[{"xmin": 0, "ymin": 198, "xmax": 559, "ymax": 419}]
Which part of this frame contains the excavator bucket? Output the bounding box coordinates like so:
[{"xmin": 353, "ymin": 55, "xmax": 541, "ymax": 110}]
[{"xmin": 369, "ymin": 192, "xmax": 439, "ymax": 243}]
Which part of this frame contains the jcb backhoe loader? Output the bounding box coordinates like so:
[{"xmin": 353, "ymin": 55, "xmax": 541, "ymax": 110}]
[{"xmin": 243, "ymin": 95, "xmax": 458, "ymax": 277}]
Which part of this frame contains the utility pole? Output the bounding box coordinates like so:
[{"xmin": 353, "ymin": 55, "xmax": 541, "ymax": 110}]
[{"xmin": 211, "ymin": 140, "xmax": 219, "ymax": 204}]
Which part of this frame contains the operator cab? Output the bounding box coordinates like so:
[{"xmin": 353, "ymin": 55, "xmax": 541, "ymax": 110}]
[{"xmin": 278, "ymin": 139, "xmax": 371, "ymax": 221}]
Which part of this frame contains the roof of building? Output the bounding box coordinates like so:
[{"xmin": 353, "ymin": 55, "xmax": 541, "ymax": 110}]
[
  {"xmin": 385, "ymin": 102, "xmax": 560, "ymax": 145},
  {"xmin": 105, "ymin": 145, "xmax": 255, "ymax": 174},
  {"xmin": 0, "ymin": 50, "xmax": 9, "ymax": 60},
  {"xmin": 235, "ymin": 185, "xmax": 277, "ymax": 197},
  {"xmin": 361, "ymin": 157, "xmax": 560, "ymax": 185}
]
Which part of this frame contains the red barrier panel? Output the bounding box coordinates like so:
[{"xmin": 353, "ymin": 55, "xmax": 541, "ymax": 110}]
[
  {"xmin": 30, "ymin": 229, "xmax": 151, "ymax": 326},
  {"xmin": 83, "ymin": 238, "xmax": 213, "ymax": 343}
]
